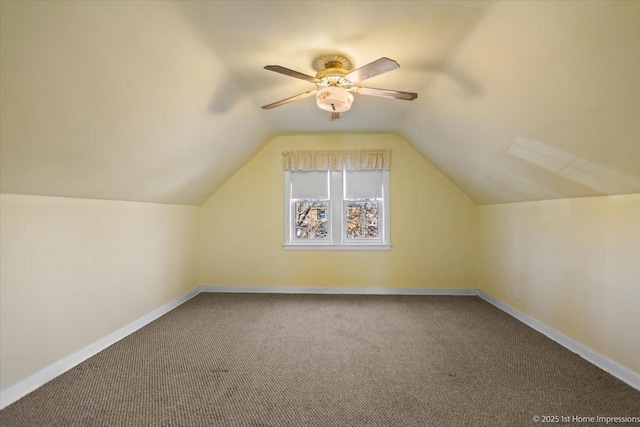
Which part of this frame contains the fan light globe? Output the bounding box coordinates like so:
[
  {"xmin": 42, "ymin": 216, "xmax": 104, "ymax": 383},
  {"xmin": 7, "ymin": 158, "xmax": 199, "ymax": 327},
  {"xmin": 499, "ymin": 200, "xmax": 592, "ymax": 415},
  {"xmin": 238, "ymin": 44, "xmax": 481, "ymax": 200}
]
[{"xmin": 316, "ymin": 87, "xmax": 354, "ymax": 112}]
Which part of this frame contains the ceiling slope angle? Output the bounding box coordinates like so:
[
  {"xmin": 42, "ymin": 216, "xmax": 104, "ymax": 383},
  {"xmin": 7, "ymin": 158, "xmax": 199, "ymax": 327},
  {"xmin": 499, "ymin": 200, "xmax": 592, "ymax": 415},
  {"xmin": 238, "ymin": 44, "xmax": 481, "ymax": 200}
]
[
  {"xmin": 0, "ymin": 0, "xmax": 271, "ymax": 205},
  {"xmin": 1, "ymin": 1, "xmax": 639, "ymax": 205},
  {"xmin": 398, "ymin": 0, "xmax": 640, "ymax": 203}
]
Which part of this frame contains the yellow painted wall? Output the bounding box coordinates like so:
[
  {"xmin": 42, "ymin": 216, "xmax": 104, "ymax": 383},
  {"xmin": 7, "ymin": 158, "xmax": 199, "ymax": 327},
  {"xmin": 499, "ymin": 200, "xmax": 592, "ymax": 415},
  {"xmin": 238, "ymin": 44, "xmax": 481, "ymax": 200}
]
[
  {"xmin": 0, "ymin": 194, "xmax": 200, "ymax": 389},
  {"xmin": 3, "ymin": 137, "xmax": 638, "ymax": 392},
  {"xmin": 478, "ymin": 194, "xmax": 640, "ymax": 373},
  {"xmin": 199, "ymin": 134, "xmax": 478, "ymax": 288}
]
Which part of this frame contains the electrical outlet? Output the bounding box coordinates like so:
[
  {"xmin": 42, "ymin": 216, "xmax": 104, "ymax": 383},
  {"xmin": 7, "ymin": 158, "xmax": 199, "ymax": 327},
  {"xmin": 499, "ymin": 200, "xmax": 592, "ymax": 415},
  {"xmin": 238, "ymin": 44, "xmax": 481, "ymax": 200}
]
[{"xmin": 514, "ymin": 287, "xmax": 520, "ymax": 300}]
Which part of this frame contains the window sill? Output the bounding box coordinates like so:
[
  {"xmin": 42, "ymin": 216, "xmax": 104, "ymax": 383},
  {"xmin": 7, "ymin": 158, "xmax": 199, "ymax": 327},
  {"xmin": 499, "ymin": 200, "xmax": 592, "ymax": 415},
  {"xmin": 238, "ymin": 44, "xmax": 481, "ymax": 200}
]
[{"xmin": 284, "ymin": 244, "xmax": 391, "ymax": 251}]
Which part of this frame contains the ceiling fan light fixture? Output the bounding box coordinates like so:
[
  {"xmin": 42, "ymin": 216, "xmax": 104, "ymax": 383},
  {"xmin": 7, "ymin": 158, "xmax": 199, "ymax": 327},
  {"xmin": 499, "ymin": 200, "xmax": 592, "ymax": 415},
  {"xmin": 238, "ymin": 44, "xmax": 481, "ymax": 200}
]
[
  {"xmin": 316, "ymin": 86, "xmax": 354, "ymax": 113},
  {"xmin": 262, "ymin": 56, "xmax": 417, "ymax": 114}
]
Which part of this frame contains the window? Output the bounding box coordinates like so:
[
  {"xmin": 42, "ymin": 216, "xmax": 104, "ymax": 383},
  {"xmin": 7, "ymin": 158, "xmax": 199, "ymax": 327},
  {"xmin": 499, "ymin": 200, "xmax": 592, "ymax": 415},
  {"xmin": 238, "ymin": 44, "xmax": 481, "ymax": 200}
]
[
  {"xmin": 295, "ymin": 201, "xmax": 328, "ymax": 239},
  {"xmin": 283, "ymin": 150, "xmax": 390, "ymax": 250}
]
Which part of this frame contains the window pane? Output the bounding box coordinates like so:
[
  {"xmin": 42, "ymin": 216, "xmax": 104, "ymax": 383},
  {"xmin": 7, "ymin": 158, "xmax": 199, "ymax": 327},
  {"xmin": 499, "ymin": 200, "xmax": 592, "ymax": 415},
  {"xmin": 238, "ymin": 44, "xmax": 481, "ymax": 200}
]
[
  {"xmin": 291, "ymin": 171, "xmax": 329, "ymax": 199},
  {"xmin": 295, "ymin": 201, "xmax": 329, "ymax": 239},
  {"xmin": 344, "ymin": 170, "xmax": 383, "ymax": 198},
  {"xmin": 345, "ymin": 201, "xmax": 379, "ymax": 239}
]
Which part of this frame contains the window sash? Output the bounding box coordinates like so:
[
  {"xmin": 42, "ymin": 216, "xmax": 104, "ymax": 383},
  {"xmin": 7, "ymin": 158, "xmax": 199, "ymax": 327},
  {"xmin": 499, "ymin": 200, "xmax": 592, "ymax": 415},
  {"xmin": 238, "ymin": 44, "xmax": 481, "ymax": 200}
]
[
  {"xmin": 291, "ymin": 199, "xmax": 331, "ymax": 242},
  {"xmin": 343, "ymin": 198, "xmax": 383, "ymax": 242}
]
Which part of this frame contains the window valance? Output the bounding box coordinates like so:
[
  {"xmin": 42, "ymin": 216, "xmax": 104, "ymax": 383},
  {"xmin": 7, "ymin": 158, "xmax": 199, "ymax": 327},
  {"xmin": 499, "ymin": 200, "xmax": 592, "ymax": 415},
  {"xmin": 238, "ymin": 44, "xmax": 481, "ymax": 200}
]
[{"xmin": 282, "ymin": 149, "xmax": 391, "ymax": 171}]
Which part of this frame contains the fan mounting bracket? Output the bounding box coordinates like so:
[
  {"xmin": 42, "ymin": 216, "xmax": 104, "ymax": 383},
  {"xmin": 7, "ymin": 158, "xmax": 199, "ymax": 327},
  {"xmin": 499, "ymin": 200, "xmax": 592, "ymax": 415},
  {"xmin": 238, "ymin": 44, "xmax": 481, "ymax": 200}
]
[{"xmin": 312, "ymin": 54, "xmax": 352, "ymax": 72}]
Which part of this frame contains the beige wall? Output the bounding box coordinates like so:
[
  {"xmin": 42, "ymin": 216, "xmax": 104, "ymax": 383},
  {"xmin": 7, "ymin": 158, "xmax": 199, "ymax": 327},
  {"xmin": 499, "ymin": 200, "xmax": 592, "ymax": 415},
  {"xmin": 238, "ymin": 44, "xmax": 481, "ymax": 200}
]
[
  {"xmin": 478, "ymin": 194, "xmax": 640, "ymax": 373},
  {"xmin": 0, "ymin": 194, "xmax": 200, "ymax": 389},
  {"xmin": 199, "ymin": 134, "xmax": 478, "ymax": 288}
]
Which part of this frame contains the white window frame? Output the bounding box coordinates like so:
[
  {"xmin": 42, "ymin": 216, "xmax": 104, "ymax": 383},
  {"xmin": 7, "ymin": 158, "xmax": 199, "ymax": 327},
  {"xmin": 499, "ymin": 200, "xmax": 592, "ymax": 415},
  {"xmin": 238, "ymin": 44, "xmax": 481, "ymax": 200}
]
[{"xmin": 284, "ymin": 169, "xmax": 391, "ymax": 251}]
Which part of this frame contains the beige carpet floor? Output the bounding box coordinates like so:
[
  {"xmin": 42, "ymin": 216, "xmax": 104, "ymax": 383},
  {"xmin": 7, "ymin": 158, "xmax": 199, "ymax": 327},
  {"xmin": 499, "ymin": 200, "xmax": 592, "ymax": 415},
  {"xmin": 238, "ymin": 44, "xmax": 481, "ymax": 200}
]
[{"xmin": 1, "ymin": 293, "xmax": 639, "ymax": 426}]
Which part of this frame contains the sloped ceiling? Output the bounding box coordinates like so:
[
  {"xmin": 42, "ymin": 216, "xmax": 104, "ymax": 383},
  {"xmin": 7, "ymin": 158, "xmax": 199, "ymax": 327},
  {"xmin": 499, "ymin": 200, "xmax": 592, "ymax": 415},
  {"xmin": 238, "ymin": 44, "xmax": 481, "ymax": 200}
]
[{"xmin": 1, "ymin": 1, "xmax": 638, "ymax": 205}]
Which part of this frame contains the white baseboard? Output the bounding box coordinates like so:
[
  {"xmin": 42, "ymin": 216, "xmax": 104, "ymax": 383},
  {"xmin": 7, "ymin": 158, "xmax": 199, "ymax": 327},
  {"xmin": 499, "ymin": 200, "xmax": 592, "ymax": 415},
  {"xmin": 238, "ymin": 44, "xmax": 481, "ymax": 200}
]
[
  {"xmin": 199, "ymin": 285, "xmax": 478, "ymax": 296},
  {"xmin": 0, "ymin": 288, "xmax": 200, "ymax": 410},
  {"xmin": 2, "ymin": 286, "xmax": 637, "ymax": 410},
  {"xmin": 477, "ymin": 290, "xmax": 640, "ymax": 391}
]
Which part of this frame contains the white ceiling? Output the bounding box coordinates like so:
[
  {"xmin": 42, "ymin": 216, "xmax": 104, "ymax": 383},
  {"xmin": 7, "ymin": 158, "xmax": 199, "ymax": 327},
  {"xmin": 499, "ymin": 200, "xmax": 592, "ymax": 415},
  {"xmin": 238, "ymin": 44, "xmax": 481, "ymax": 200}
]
[{"xmin": 1, "ymin": 1, "xmax": 638, "ymax": 205}]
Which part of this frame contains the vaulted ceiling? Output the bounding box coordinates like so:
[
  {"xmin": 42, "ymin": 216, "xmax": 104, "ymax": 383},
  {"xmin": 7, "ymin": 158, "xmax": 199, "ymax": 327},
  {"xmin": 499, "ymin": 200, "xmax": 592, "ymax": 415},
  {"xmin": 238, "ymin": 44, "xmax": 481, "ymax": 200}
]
[{"xmin": 1, "ymin": 1, "xmax": 639, "ymax": 205}]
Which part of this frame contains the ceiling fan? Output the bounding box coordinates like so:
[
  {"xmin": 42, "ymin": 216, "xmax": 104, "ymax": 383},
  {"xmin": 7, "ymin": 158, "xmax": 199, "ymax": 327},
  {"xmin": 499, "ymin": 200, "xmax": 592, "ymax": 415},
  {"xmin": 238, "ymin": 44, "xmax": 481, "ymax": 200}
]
[{"xmin": 261, "ymin": 55, "xmax": 418, "ymax": 120}]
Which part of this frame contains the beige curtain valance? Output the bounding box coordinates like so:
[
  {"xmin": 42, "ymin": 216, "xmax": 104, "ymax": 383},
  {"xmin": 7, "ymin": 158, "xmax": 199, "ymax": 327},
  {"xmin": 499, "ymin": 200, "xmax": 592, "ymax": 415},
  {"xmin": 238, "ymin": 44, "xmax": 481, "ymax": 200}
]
[{"xmin": 283, "ymin": 149, "xmax": 391, "ymax": 171}]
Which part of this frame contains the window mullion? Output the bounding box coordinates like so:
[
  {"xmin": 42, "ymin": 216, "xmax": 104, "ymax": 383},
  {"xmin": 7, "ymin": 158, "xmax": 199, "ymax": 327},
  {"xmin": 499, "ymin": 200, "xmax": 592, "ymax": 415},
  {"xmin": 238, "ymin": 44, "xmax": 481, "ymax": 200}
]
[
  {"xmin": 284, "ymin": 171, "xmax": 292, "ymax": 244},
  {"xmin": 330, "ymin": 170, "xmax": 343, "ymax": 245}
]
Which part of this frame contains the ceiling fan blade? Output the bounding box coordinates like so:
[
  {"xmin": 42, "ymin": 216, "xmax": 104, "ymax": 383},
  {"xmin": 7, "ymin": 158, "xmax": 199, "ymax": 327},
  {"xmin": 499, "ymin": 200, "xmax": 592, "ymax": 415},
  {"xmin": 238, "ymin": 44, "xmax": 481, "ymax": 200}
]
[
  {"xmin": 352, "ymin": 86, "xmax": 418, "ymax": 101},
  {"xmin": 344, "ymin": 57, "xmax": 400, "ymax": 83},
  {"xmin": 261, "ymin": 90, "xmax": 317, "ymax": 110},
  {"xmin": 264, "ymin": 65, "xmax": 319, "ymax": 83}
]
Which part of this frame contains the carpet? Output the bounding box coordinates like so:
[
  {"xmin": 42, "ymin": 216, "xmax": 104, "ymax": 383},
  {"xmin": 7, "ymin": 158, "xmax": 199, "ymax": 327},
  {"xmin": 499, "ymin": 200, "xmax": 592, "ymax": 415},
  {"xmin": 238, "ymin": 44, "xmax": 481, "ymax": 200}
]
[{"xmin": 1, "ymin": 293, "xmax": 638, "ymax": 426}]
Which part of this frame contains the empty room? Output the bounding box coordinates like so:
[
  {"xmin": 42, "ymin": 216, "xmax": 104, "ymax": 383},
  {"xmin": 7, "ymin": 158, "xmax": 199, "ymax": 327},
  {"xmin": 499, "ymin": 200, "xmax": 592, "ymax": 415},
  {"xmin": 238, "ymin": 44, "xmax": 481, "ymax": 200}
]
[{"xmin": 1, "ymin": 1, "xmax": 639, "ymax": 426}]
